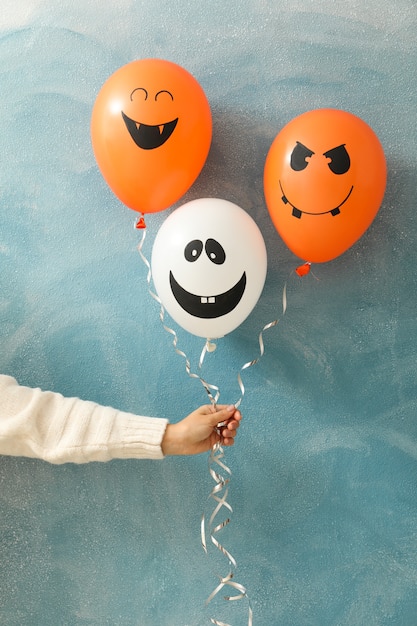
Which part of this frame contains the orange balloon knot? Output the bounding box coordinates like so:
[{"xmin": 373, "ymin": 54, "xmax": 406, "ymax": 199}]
[
  {"xmin": 295, "ymin": 262, "xmax": 311, "ymax": 277},
  {"xmin": 135, "ymin": 215, "xmax": 146, "ymax": 229}
]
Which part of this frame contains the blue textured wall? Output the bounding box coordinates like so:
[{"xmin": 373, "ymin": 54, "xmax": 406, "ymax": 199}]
[{"xmin": 1, "ymin": 2, "xmax": 417, "ymax": 625}]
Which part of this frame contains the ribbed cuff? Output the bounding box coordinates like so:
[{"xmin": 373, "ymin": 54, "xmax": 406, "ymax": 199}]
[{"xmin": 107, "ymin": 412, "xmax": 169, "ymax": 460}]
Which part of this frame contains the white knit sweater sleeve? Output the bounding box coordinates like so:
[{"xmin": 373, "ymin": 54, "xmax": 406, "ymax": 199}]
[{"xmin": 0, "ymin": 375, "xmax": 168, "ymax": 464}]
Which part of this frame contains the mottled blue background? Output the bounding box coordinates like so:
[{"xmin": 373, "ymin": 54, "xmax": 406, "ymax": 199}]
[{"xmin": 1, "ymin": 2, "xmax": 417, "ymax": 625}]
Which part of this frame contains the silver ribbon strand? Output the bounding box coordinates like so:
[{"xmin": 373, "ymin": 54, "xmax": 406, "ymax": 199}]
[
  {"xmin": 136, "ymin": 224, "xmax": 220, "ymax": 405},
  {"xmin": 198, "ymin": 275, "xmax": 292, "ymax": 625},
  {"xmin": 234, "ymin": 261, "xmax": 315, "ymax": 407},
  {"xmin": 234, "ymin": 281, "xmax": 288, "ymax": 409},
  {"xmin": 199, "ymin": 263, "xmax": 310, "ymax": 624},
  {"xmin": 201, "ymin": 438, "xmax": 253, "ymax": 626}
]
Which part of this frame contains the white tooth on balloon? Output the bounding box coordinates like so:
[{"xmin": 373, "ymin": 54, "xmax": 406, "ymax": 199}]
[
  {"xmin": 201, "ymin": 297, "xmax": 208, "ymax": 303},
  {"xmin": 209, "ymin": 297, "xmax": 215, "ymax": 304}
]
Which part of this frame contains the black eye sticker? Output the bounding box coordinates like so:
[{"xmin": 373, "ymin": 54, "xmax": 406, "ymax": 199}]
[
  {"xmin": 324, "ymin": 144, "xmax": 350, "ymax": 175},
  {"xmin": 184, "ymin": 240, "xmax": 203, "ymax": 262},
  {"xmin": 290, "ymin": 141, "xmax": 314, "ymax": 171},
  {"xmin": 130, "ymin": 87, "xmax": 148, "ymax": 101},
  {"xmin": 205, "ymin": 239, "xmax": 226, "ymax": 265},
  {"xmin": 155, "ymin": 89, "xmax": 174, "ymax": 101}
]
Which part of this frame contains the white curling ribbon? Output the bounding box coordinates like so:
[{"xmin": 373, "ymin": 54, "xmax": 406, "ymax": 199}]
[
  {"xmin": 137, "ymin": 229, "xmax": 220, "ymax": 405},
  {"xmin": 234, "ymin": 263, "xmax": 317, "ymax": 408},
  {"xmin": 202, "ymin": 441, "xmax": 253, "ymax": 625},
  {"xmin": 234, "ymin": 281, "xmax": 288, "ymax": 408}
]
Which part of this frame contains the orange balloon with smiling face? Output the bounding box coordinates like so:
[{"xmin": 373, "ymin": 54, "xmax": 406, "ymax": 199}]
[
  {"xmin": 264, "ymin": 109, "xmax": 387, "ymax": 263},
  {"xmin": 91, "ymin": 59, "xmax": 212, "ymax": 214}
]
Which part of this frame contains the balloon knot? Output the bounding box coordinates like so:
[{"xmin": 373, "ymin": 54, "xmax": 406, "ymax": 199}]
[
  {"xmin": 135, "ymin": 215, "xmax": 146, "ymax": 229},
  {"xmin": 295, "ymin": 262, "xmax": 311, "ymax": 277},
  {"xmin": 206, "ymin": 339, "xmax": 217, "ymax": 353}
]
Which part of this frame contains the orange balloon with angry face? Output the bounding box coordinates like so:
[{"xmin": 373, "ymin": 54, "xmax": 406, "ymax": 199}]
[
  {"xmin": 264, "ymin": 109, "xmax": 387, "ymax": 263},
  {"xmin": 91, "ymin": 59, "xmax": 212, "ymax": 214}
]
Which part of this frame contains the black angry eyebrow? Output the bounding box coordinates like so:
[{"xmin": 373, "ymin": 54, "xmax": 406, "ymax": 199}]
[
  {"xmin": 290, "ymin": 141, "xmax": 315, "ymax": 171},
  {"xmin": 323, "ymin": 144, "xmax": 350, "ymax": 175}
]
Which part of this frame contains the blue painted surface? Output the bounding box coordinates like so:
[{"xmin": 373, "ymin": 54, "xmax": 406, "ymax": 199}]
[{"xmin": 1, "ymin": 2, "xmax": 417, "ymax": 624}]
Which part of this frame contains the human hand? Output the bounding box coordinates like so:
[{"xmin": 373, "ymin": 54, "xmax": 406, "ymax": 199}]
[{"xmin": 161, "ymin": 404, "xmax": 242, "ymax": 456}]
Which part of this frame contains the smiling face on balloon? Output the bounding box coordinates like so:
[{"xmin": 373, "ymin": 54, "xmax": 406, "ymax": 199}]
[
  {"xmin": 169, "ymin": 237, "xmax": 248, "ymax": 320},
  {"xmin": 91, "ymin": 59, "xmax": 212, "ymax": 214},
  {"xmin": 151, "ymin": 198, "xmax": 267, "ymax": 339},
  {"xmin": 264, "ymin": 109, "xmax": 386, "ymax": 263},
  {"xmin": 121, "ymin": 87, "xmax": 179, "ymax": 151}
]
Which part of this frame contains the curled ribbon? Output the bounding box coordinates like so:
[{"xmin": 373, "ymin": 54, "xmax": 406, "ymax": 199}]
[
  {"xmin": 233, "ymin": 261, "xmax": 315, "ymax": 408},
  {"xmin": 201, "ymin": 440, "xmax": 253, "ymax": 626},
  {"xmin": 233, "ymin": 281, "xmax": 288, "ymax": 409},
  {"xmin": 136, "ymin": 226, "xmax": 220, "ymax": 405}
]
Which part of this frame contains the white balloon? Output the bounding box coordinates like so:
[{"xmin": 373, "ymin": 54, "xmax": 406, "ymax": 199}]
[{"xmin": 151, "ymin": 198, "xmax": 267, "ymax": 339}]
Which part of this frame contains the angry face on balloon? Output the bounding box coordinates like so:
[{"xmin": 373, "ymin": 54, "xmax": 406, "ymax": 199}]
[
  {"xmin": 151, "ymin": 198, "xmax": 267, "ymax": 339},
  {"xmin": 264, "ymin": 108, "xmax": 386, "ymax": 263}
]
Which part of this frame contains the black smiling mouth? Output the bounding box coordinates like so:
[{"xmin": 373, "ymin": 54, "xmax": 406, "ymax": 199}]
[
  {"xmin": 279, "ymin": 181, "xmax": 354, "ymax": 219},
  {"xmin": 121, "ymin": 111, "xmax": 178, "ymax": 150},
  {"xmin": 169, "ymin": 271, "xmax": 247, "ymax": 319}
]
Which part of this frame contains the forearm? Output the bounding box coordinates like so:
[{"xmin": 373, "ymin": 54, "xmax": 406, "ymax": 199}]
[{"xmin": 0, "ymin": 375, "xmax": 168, "ymax": 464}]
